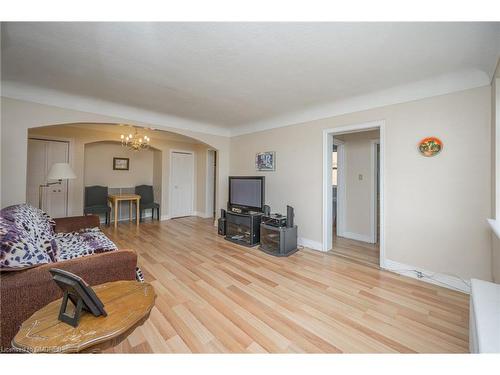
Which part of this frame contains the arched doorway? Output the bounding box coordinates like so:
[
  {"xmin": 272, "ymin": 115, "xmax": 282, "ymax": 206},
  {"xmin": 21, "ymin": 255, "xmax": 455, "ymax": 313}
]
[{"xmin": 26, "ymin": 123, "xmax": 220, "ymax": 224}]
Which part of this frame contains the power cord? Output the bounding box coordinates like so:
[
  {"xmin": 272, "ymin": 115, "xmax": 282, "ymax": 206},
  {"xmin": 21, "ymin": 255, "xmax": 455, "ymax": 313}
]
[{"xmin": 386, "ymin": 267, "xmax": 471, "ymax": 292}]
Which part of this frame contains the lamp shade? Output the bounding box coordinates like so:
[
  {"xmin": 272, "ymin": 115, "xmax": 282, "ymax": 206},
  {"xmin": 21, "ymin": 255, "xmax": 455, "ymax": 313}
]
[{"xmin": 47, "ymin": 163, "xmax": 76, "ymax": 180}]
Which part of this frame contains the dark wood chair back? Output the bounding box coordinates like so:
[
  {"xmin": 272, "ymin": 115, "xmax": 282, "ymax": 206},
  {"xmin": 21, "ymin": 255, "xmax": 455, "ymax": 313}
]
[
  {"xmin": 85, "ymin": 186, "xmax": 108, "ymax": 207},
  {"xmin": 135, "ymin": 185, "xmax": 154, "ymax": 204}
]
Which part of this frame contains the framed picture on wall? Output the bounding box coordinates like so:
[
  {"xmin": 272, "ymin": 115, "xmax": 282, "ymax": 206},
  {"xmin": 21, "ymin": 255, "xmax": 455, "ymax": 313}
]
[
  {"xmin": 256, "ymin": 151, "xmax": 275, "ymax": 171},
  {"xmin": 113, "ymin": 157, "xmax": 130, "ymax": 170}
]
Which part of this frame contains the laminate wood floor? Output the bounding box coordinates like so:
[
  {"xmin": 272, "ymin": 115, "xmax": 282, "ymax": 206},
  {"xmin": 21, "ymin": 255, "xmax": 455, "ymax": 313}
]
[
  {"xmin": 102, "ymin": 217, "xmax": 469, "ymax": 353},
  {"xmin": 332, "ymin": 233, "xmax": 380, "ymax": 267}
]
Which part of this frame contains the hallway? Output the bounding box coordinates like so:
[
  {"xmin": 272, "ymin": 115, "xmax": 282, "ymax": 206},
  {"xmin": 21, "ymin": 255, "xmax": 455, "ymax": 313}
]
[{"xmin": 332, "ymin": 231, "xmax": 380, "ymax": 267}]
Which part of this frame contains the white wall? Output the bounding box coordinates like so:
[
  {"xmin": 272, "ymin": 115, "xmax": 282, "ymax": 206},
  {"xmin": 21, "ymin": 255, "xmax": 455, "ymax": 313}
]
[
  {"xmin": 336, "ymin": 130, "xmax": 379, "ymax": 241},
  {"xmin": 1, "ymin": 97, "xmax": 230, "ymax": 221},
  {"xmin": 230, "ymin": 86, "xmax": 492, "ymax": 281},
  {"xmin": 84, "ymin": 142, "xmax": 154, "ymax": 187}
]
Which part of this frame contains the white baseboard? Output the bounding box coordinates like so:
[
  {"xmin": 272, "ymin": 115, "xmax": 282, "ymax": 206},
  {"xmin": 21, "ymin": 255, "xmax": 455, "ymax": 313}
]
[
  {"xmin": 340, "ymin": 231, "xmax": 374, "ymax": 244},
  {"xmin": 194, "ymin": 211, "xmax": 214, "ymax": 219},
  {"xmin": 298, "ymin": 237, "xmax": 324, "ymax": 252},
  {"xmin": 161, "ymin": 212, "xmax": 213, "ymax": 220},
  {"xmin": 99, "ymin": 212, "xmax": 152, "ymax": 224},
  {"xmin": 383, "ymin": 259, "xmax": 471, "ymax": 294}
]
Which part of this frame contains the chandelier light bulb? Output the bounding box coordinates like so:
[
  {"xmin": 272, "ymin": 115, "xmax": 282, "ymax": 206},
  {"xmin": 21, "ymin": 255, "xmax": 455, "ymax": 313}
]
[{"xmin": 120, "ymin": 128, "xmax": 151, "ymax": 151}]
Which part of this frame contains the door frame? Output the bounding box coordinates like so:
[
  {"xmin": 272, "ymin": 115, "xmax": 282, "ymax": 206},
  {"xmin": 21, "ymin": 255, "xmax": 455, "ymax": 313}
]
[
  {"xmin": 333, "ymin": 138, "xmax": 346, "ymax": 238},
  {"xmin": 169, "ymin": 149, "xmax": 195, "ymax": 219},
  {"xmin": 322, "ymin": 120, "xmax": 386, "ymax": 267},
  {"xmin": 205, "ymin": 149, "xmax": 217, "ymax": 219},
  {"xmin": 370, "ymin": 139, "xmax": 380, "ymax": 244}
]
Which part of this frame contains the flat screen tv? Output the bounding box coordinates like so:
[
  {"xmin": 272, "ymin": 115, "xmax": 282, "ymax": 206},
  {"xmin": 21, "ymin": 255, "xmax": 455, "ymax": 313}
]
[{"xmin": 228, "ymin": 176, "xmax": 265, "ymax": 212}]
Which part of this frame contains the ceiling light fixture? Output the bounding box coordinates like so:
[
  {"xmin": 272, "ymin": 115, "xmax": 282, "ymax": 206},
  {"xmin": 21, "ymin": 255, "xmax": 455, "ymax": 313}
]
[{"xmin": 120, "ymin": 128, "xmax": 150, "ymax": 151}]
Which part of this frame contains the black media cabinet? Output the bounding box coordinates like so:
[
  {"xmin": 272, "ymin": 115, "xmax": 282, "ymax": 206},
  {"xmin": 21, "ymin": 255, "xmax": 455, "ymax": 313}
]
[
  {"xmin": 260, "ymin": 223, "xmax": 298, "ymax": 257},
  {"xmin": 225, "ymin": 211, "xmax": 263, "ymax": 247}
]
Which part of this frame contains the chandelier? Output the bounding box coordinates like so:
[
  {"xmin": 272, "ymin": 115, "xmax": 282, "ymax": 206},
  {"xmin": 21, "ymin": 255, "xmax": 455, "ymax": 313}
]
[{"xmin": 120, "ymin": 128, "xmax": 150, "ymax": 151}]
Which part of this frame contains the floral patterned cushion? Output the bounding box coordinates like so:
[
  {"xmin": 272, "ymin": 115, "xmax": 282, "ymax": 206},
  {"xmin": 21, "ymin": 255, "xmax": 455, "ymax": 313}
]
[
  {"xmin": 1, "ymin": 203, "xmax": 55, "ymax": 240},
  {"xmin": 54, "ymin": 227, "xmax": 117, "ymax": 261},
  {"xmin": 0, "ymin": 204, "xmax": 55, "ymax": 269},
  {"xmin": 1, "ymin": 204, "xmax": 117, "ymax": 270}
]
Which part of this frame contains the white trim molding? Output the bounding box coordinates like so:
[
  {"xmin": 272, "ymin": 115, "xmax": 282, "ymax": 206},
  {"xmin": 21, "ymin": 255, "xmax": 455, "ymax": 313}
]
[
  {"xmin": 205, "ymin": 149, "xmax": 216, "ymax": 219},
  {"xmin": 384, "ymin": 259, "xmax": 471, "ymax": 294},
  {"xmin": 100, "ymin": 211, "xmax": 153, "ymax": 224},
  {"xmin": 333, "ymin": 139, "xmax": 346, "ymax": 238},
  {"xmin": 341, "ymin": 231, "xmax": 373, "ymax": 243},
  {"xmin": 370, "ymin": 139, "xmax": 380, "ymax": 244},
  {"xmin": 298, "ymin": 237, "xmax": 323, "ymax": 252},
  {"xmin": 194, "ymin": 211, "xmax": 214, "ymax": 219},
  {"xmin": 322, "ymin": 120, "xmax": 386, "ymax": 268}
]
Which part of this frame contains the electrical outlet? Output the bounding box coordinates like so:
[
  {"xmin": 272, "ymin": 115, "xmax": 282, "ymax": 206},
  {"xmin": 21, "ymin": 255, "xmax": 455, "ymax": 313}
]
[{"xmin": 358, "ymin": 174, "xmax": 363, "ymax": 180}]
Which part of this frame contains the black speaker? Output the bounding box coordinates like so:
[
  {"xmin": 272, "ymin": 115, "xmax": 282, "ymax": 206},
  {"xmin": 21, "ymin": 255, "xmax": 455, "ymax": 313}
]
[
  {"xmin": 286, "ymin": 205, "xmax": 294, "ymax": 228},
  {"xmin": 220, "ymin": 209, "xmax": 226, "ymax": 219},
  {"xmin": 218, "ymin": 217, "xmax": 226, "ymax": 236},
  {"xmin": 263, "ymin": 205, "xmax": 271, "ymax": 216}
]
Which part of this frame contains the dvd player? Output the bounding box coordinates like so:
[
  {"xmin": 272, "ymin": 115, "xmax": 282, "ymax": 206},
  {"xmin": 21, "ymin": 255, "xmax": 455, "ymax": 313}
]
[{"xmin": 262, "ymin": 213, "xmax": 287, "ymax": 227}]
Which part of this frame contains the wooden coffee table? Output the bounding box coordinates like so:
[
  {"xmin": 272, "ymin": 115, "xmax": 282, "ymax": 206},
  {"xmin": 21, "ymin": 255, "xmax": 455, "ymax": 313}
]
[{"xmin": 12, "ymin": 280, "xmax": 155, "ymax": 353}]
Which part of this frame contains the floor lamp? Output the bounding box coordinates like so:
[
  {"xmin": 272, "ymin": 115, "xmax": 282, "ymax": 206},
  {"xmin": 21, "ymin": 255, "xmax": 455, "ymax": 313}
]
[{"xmin": 39, "ymin": 163, "xmax": 77, "ymax": 210}]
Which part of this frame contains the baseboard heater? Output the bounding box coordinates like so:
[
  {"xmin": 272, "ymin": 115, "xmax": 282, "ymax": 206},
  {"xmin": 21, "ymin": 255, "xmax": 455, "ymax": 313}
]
[{"xmin": 469, "ymin": 278, "xmax": 500, "ymax": 353}]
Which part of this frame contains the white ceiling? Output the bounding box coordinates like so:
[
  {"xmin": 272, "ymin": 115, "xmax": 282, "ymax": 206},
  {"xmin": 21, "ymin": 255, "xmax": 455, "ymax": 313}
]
[
  {"xmin": 2, "ymin": 22, "xmax": 499, "ymax": 136},
  {"xmin": 65, "ymin": 124, "xmax": 203, "ymax": 144}
]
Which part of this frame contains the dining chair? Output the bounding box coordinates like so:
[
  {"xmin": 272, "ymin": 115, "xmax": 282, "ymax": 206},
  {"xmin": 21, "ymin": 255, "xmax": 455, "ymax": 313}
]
[
  {"xmin": 84, "ymin": 185, "xmax": 110, "ymax": 225},
  {"xmin": 135, "ymin": 185, "xmax": 160, "ymax": 221}
]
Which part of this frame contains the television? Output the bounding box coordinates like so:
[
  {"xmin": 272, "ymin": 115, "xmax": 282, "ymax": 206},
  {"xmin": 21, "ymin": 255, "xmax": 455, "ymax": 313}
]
[{"xmin": 228, "ymin": 176, "xmax": 265, "ymax": 212}]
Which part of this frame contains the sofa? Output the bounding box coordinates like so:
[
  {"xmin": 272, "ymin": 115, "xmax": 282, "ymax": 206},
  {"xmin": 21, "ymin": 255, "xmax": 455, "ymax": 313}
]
[{"xmin": 0, "ymin": 204, "xmax": 138, "ymax": 351}]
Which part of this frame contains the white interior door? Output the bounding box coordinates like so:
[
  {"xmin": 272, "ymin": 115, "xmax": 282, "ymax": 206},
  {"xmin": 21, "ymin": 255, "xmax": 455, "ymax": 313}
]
[
  {"xmin": 27, "ymin": 139, "xmax": 69, "ymax": 217},
  {"xmin": 170, "ymin": 151, "xmax": 194, "ymax": 218},
  {"xmin": 27, "ymin": 139, "xmax": 47, "ymax": 209}
]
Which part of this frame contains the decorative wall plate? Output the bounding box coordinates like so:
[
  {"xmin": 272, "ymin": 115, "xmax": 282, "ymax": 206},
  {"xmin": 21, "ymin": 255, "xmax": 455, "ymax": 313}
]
[{"xmin": 418, "ymin": 137, "xmax": 443, "ymax": 157}]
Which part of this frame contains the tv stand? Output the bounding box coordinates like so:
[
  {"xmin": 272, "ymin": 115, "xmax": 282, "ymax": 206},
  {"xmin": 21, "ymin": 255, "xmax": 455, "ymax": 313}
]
[{"xmin": 225, "ymin": 211, "xmax": 263, "ymax": 247}]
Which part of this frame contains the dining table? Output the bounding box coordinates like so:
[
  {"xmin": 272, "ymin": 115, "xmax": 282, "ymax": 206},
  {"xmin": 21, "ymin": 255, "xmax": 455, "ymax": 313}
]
[{"xmin": 107, "ymin": 194, "xmax": 141, "ymax": 228}]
